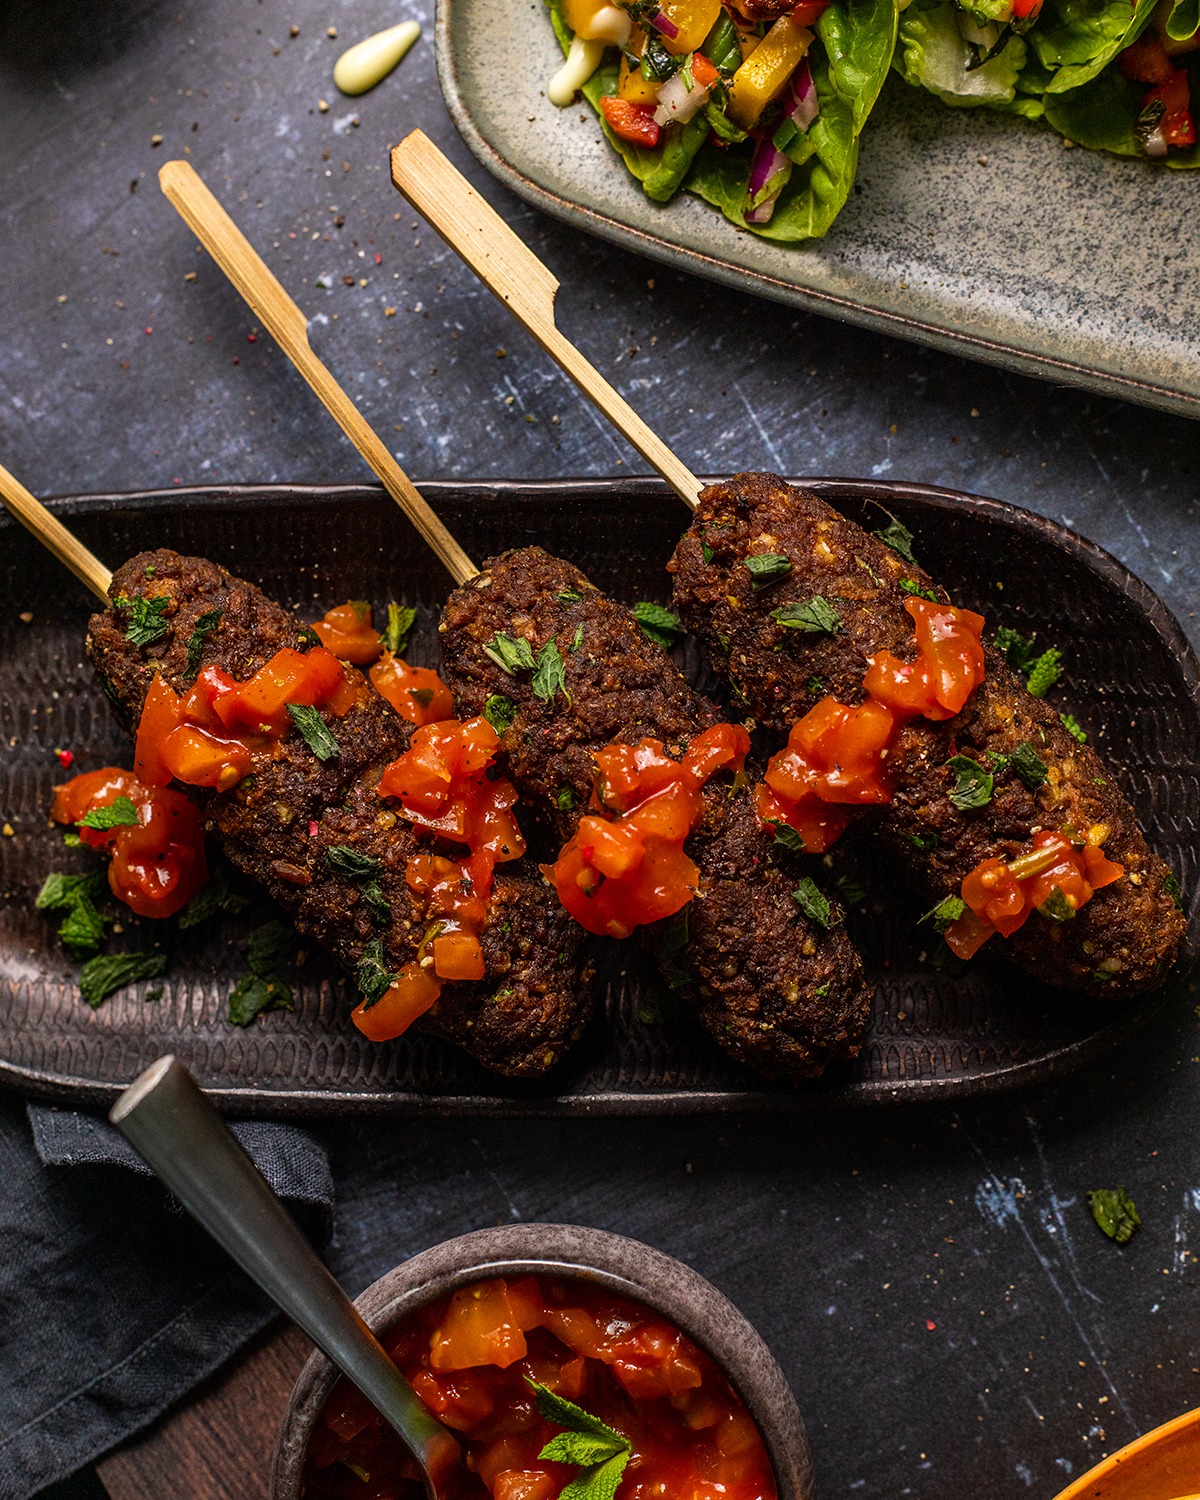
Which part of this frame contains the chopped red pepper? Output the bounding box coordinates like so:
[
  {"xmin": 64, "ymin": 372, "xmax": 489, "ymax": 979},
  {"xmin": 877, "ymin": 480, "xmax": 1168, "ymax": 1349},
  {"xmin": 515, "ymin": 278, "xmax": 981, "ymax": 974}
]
[
  {"xmin": 690, "ymin": 51, "xmax": 720, "ymax": 88},
  {"xmin": 1010, "ymin": 0, "xmax": 1043, "ymax": 18},
  {"xmin": 51, "ymin": 767, "xmax": 208, "ymax": 919},
  {"xmin": 54, "ymin": 748, "xmax": 74, "ymax": 769},
  {"xmin": 1142, "ymin": 68, "xmax": 1196, "ymax": 146},
  {"xmin": 600, "ymin": 96, "xmax": 660, "ymax": 148}
]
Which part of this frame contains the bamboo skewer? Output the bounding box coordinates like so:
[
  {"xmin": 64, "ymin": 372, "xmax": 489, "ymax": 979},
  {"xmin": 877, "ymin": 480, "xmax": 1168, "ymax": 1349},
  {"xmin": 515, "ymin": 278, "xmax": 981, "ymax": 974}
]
[
  {"xmin": 390, "ymin": 131, "xmax": 703, "ymax": 512},
  {"xmin": 158, "ymin": 160, "xmax": 480, "ymax": 586},
  {"xmin": 0, "ymin": 461, "xmax": 112, "ymax": 603}
]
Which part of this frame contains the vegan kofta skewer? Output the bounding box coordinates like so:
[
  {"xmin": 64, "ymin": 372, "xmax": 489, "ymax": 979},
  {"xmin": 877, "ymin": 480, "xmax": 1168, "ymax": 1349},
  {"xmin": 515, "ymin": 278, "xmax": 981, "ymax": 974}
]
[
  {"xmin": 438, "ymin": 545, "xmax": 871, "ymax": 1083},
  {"xmin": 668, "ymin": 472, "xmax": 1186, "ymax": 994}
]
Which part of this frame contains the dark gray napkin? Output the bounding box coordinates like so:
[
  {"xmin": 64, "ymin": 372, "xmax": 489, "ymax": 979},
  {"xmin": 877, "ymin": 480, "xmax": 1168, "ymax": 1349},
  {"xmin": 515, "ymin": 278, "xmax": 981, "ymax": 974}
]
[{"xmin": 0, "ymin": 1096, "xmax": 333, "ymax": 1500}]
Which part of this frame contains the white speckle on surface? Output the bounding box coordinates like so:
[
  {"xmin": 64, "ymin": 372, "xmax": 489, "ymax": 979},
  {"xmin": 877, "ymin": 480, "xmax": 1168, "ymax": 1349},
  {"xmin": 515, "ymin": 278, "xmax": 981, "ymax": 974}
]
[
  {"xmin": 871, "ymin": 458, "xmax": 894, "ymax": 475},
  {"xmin": 1015, "ymin": 1464, "xmax": 1033, "ymax": 1486}
]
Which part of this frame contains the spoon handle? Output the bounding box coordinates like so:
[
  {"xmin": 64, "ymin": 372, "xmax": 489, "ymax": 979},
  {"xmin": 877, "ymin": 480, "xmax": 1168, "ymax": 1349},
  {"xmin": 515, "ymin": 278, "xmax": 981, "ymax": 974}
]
[{"xmin": 111, "ymin": 1056, "xmax": 456, "ymax": 1496}]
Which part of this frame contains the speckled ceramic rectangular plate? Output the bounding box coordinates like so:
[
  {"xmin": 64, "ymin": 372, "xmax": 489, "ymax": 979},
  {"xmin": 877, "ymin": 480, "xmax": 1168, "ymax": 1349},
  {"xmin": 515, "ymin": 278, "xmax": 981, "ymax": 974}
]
[
  {"xmin": 437, "ymin": 0, "xmax": 1200, "ymax": 418},
  {"xmin": 0, "ymin": 480, "xmax": 1195, "ymax": 1117}
]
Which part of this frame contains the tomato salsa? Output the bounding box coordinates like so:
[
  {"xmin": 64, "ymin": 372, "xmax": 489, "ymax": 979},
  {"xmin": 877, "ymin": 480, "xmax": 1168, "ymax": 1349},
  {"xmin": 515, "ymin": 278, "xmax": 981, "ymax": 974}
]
[
  {"xmin": 352, "ymin": 718, "xmax": 525, "ymax": 1043},
  {"xmin": 756, "ymin": 597, "xmax": 986, "ymax": 852},
  {"xmin": 302, "ymin": 1275, "xmax": 777, "ymax": 1500},
  {"xmin": 547, "ymin": 726, "xmax": 750, "ymax": 940},
  {"xmin": 312, "ymin": 599, "xmax": 455, "ymax": 727},
  {"xmin": 51, "ymin": 767, "xmax": 208, "ymax": 919}
]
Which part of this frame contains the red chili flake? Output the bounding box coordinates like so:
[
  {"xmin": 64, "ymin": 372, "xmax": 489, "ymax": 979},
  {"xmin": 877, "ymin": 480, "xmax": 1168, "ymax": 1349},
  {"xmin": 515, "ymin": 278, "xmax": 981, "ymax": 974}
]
[
  {"xmin": 309, "ymin": 820, "xmax": 319, "ymax": 837},
  {"xmin": 375, "ymin": 253, "xmax": 382, "ymax": 264},
  {"xmin": 247, "ymin": 333, "xmax": 258, "ymax": 342},
  {"xmin": 54, "ymin": 748, "xmax": 74, "ymax": 769},
  {"xmin": 232, "ymin": 357, "xmax": 239, "ymax": 365},
  {"xmin": 926, "ymin": 1319, "xmax": 936, "ymax": 1331},
  {"xmin": 144, "ymin": 327, "xmax": 153, "ymax": 335},
  {"xmin": 173, "ymin": 478, "xmax": 181, "ymax": 485},
  {"xmin": 121, "ymin": 362, "xmax": 130, "ymax": 369}
]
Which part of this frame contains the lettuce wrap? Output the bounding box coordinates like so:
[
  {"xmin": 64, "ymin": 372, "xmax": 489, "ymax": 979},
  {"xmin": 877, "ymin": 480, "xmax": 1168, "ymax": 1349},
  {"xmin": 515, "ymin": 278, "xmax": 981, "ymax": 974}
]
[{"xmin": 1042, "ymin": 49, "xmax": 1200, "ymax": 162}]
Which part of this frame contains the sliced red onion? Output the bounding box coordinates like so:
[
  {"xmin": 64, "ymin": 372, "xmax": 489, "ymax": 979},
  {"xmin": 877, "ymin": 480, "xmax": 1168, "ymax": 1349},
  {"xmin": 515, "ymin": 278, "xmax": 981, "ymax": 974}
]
[
  {"xmin": 745, "ymin": 137, "xmax": 792, "ymax": 223},
  {"xmin": 650, "ymin": 11, "xmax": 680, "ymax": 38},
  {"xmin": 1144, "ymin": 124, "xmax": 1169, "ymax": 157},
  {"xmin": 653, "ymin": 70, "xmax": 710, "ymax": 125},
  {"xmin": 783, "ymin": 58, "xmax": 818, "ymax": 132}
]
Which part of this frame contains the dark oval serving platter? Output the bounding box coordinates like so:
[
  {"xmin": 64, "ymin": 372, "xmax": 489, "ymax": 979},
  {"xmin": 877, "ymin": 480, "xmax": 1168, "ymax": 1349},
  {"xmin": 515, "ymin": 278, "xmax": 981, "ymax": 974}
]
[{"xmin": 0, "ymin": 478, "xmax": 1195, "ymax": 1117}]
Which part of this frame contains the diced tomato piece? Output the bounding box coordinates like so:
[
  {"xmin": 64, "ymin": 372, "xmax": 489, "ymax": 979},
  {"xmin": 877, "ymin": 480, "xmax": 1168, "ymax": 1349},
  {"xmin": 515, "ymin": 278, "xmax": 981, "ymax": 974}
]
[
  {"xmin": 1142, "ymin": 68, "xmax": 1197, "ymax": 145},
  {"xmin": 430, "ymin": 1280, "xmax": 529, "ymax": 1372},
  {"xmin": 690, "ymin": 51, "xmax": 720, "ymax": 87},
  {"xmin": 134, "ymin": 675, "xmax": 183, "ymax": 788},
  {"xmin": 216, "ymin": 646, "xmax": 344, "ymax": 736},
  {"xmin": 1083, "ymin": 842, "xmax": 1124, "ymax": 889},
  {"xmin": 1120, "ymin": 32, "xmax": 1174, "ymax": 83},
  {"xmin": 681, "ymin": 723, "xmax": 750, "ymax": 783},
  {"xmin": 106, "ymin": 786, "xmax": 208, "ymax": 918},
  {"xmin": 432, "ymin": 932, "xmax": 485, "ymax": 981},
  {"xmin": 351, "ymin": 962, "xmax": 442, "ymax": 1042},
  {"xmin": 311, "ymin": 601, "xmax": 383, "ymax": 666},
  {"xmin": 600, "ymin": 96, "xmax": 660, "ymax": 148},
  {"xmin": 1010, "ymin": 0, "xmax": 1043, "ymax": 17},
  {"xmin": 160, "ymin": 725, "xmax": 254, "ymax": 791},
  {"xmin": 409, "ymin": 1369, "xmax": 496, "ymax": 1432},
  {"xmin": 493, "ymin": 1471, "xmax": 559, "ymax": 1500},
  {"xmin": 369, "ymin": 653, "xmax": 455, "ymax": 726}
]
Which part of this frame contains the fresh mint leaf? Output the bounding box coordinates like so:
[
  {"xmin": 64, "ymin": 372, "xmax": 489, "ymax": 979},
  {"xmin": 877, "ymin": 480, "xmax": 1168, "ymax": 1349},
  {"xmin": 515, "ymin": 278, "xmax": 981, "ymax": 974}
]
[
  {"xmin": 483, "ymin": 694, "xmax": 517, "ymax": 735},
  {"xmin": 771, "ymin": 597, "xmax": 840, "ymax": 635},
  {"xmin": 1165, "ymin": 872, "xmax": 1184, "ymax": 912},
  {"xmin": 382, "ymin": 603, "xmax": 416, "ymax": 657},
  {"xmin": 745, "ymin": 553, "xmax": 792, "ymax": 590},
  {"xmin": 78, "ymin": 796, "xmax": 139, "ymax": 831},
  {"xmin": 1037, "ymin": 886, "xmax": 1077, "ymax": 923},
  {"xmin": 906, "ymin": 830, "xmax": 939, "ymax": 852},
  {"xmin": 1061, "ymin": 713, "xmax": 1087, "ymax": 744},
  {"xmin": 297, "ymin": 625, "xmax": 322, "ymax": 652},
  {"xmin": 325, "ymin": 845, "xmax": 382, "ymax": 880},
  {"xmin": 899, "ymin": 578, "xmax": 937, "ymax": 602},
  {"xmin": 1088, "ymin": 1186, "xmax": 1139, "ymax": 1244},
  {"xmin": 921, "ymin": 894, "xmax": 965, "ymax": 933},
  {"xmin": 560, "ymin": 1451, "xmax": 630, "ymax": 1500},
  {"xmin": 532, "ymin": 640, "xmax": 569, "ymax": 707},
  {"xmin": 59, "ymin": 891, "xmax": 112, "ymax": 959},
  {"xmin": 178, "ymin": 861, "xmax": 251, "ymax": 928},
  {"xmin": 994, "ymin": 625, "xmax": 1036, "ymax": 672},
  {"xmin": 79, "ymin": 950, "xmax": 167, "ymax": 1008},
  {"xmin": 286, "ymin": 703, "xmax": 340, "ymax": 761},
  {"xmin": 872, "ymin": 513, "xmax": 918, "ymax": 567},
  {"xmin": 792, "ymin": 877, "xmax": 832, "ymax": 928},
  {"xmin": 184, "ymin": 609, "xmax": 223, "ymax": 677},
  {"xmin": 116, "ymin": 592, "xmax": 171, "ymax": 647},
  {"xmin": 484, "ymin": 633, "xmax": 536, "ymax": 675},
  {"xmin": 556, "ymin": 590, "xmax": 582, "ymax": 603},
  {"xmin": 701, "ymin": 541, "xmax": 714, "ymax": 564},
  {"xmin": 1008, "ymin": 741, "xmax": 1048, "ymax": 790},
  {"xmin": 36, "ymin": 871, "xmax": 105, "ymax": 911},
  {"xmin": 356, "ymin": 937, "xmax": 396, "ymax": 1008},
  {"xmin": 946, "ymin": 754, "xmax": 993, "ymax": 811},
  {"xmin": 766, "ymin": 819, "xmax": 806, "ymax": 853},
  {"xmin": 1027, "ymin": 648, "xmax": 1063, "ymax": 698},
  {"xmin": 247, "ymin": 920, "xmax": 295, "ymax": 977},
  {"xmin": 836, "ymin": 876, "xmax": 868, "ymax": 907},
  {"xmin": 632, "ymin": 601, "xmax": 684, "ymax": 649},
  {"xmin": 569, "ymin": 624, "xmax": 584, "ymax": 654},
  {"xmin": 361, "ymin": 880, "xmax": 391, "ymax": 925},
  {"xmin": 540, "ymin": 1432, "xmax": 626, "ymax": 1467},
  {"xmin": 528, "ymin": 1378, "xmax": 631, "ymax": 1447},
  {"xmin": 556, "ymin": 785, "xmax": 577, "ymax": 812},
  {"xmin": 228, "ymin": 971, "xmax": 293, "ymax": 1026}
]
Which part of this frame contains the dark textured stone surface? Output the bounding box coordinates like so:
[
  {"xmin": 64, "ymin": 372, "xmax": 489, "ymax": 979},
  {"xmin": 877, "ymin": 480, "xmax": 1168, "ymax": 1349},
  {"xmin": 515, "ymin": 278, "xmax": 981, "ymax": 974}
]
[{"xmin": 3, "ymin": 2, "xmax": 1200, "ymax": 1498}]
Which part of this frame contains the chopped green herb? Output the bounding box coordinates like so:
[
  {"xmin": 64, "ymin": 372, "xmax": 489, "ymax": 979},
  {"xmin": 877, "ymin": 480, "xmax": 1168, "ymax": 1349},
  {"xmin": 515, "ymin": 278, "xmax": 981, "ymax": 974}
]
[
  {"xmin": 656, "ymin": 909, "xmax": 691, "ymax": 990},
  {"xmin": 556, "ymin": 785, "xmax": 577, "ymax": 812},
  {"xmin": 484, "ymin": 633, "xmax": 536, "ymax": 675},
  {"xmin": 994, "ymin": 625, "xmax": 1036, "ymax": 672},
  {"xmin": 184, "ymin": 609, "xmax": 223, "ymax": 677},
  {"xmin": 872, "ymin": 512, "xmax": 918, "ymax": 567},
  {"xmin": 116, "ymin": 592, "xmax": 171, "ymax": 647},
  {"xmin": 361, "ymin": 880, "xmax": 391, "ymax": 925},
  {"xmin": 1091, "ymin": 968, "xmax": 1114, "ymax": 981},
  {"xmin": 899, "ymin": 578, "xmax": 937, "ymax": 602},
  {"xmin": 62, "ymin": 832, "xmax": 83, "ymax": 848},
  {"xmin": 382, "ymin": 602, "xmax": 417, "ymax": 657},
  {"xmin": 325, "ymin": 846, "xmax": 382, "ymax": 879},
  {"xmin": 247, "ymin": 919, "xmax": 295, "ymax": 977},
  {"xmin": 792, "ymin": 877, "xmax": 831, "ymax": 929},
  {"xmin": 59, "ymin": 890, "xmax": 113, "ymax": 960},
  {"xmin": 1088, "ymin": 1186, "xmax": 1139, "ymax": 1244},
  {"xmin": 178, "ymin": 861, "xmax": 251, "ymax": 929},
  {"xmin": 1027, "ymin": 648, "xmax": 1063, "ymax": 698},
  {"xmin": 144, "ymin": 987, "xmax": 164, "ymax": 1002},
  {"xmin": 945, "ymin": 754, "xmax": 994, "ymax": 811},
  {"xmin": 632, "ymin": 601, "xmax": 685, "ymax": 649},
  {"xmin": 569, "ymin": 624, "xmax": 584, "ymax": 654},
  {"xmin": 855, "ymin": 555, "xmax": 885, "ymax": 588},
  {"xmin": 1061, "ymin": 713, "xmax": 1087, "ymax": 744},
  {"xmin": 78, "ymin": 796, "xmax": 139, "ymax": 831},
  {"xmin": 297, "ymin": 625, "xmax": 322, "ymax": 652},
  {"xmin": 806, "ymin": 676, "xmax": 823, "ymax": 696},
  {"xmin": 79, "ymin": 950, "xmax": 168, "ymax": 1009},
  {"xmin": 228, "ymin": 971, "xmax": 294, "ymax": 1027},
  {"xmin": 556, "ymin": 590, "xmax": 582, "ymax": 603},
  {"xmin": 286, "ymin": 703, "xmax": 340, "ymax": 761},
  {"xmin": 356, "ymin": 938, "xmax": 396, "ymax": 1008},
  {"xmin": 813, "ymin": 983, "xmax": 830, "ymax": 999},
  {"xmin": 532, "ymin": 640, "xmax": 569, "ymax": 707},
  {"xmin": 1164, "ymin": 872, "xmax": 1184, "ymax": 912},
  {"xmin": 744, "ymin": 553, "xmax": 792, "ymax": 590},
  {"xmin": 36, "ymin": 871, "xmax": 105, "ymax": 912},
  {"xmin": 483, "ymin": 694, "xmax": 517, "ymax": 735},
  {"xmin": 765, "ymin": 819, "xmax": 805, "ymax": 853},
  {"xmin": 921, "ymin": 894, "xmax": 965, "ymax": 933},
  {"xmin": 1037, "ymin": 886, "xmax": 1077, "ymax": 923},
  {"xmin": 528, "ymin": 1378, "xmax": 631, "ymax": 1500},
  {"xmin": 701, "ymin": 541, "xmax": 714, "ymax": 564},
  {"xmin": 906, "ymin": 831, "xmax": 939, "ymax": 852},
  {"xmin": 408, "ymin": 687, "xmax": 434, "ymax": 709},
  {"xmin": 1007, "ymin": 741, "xmax": 1049, "ymax": 790},
  {"xmin": 771, "ymin": 596, "xmax": 840, "ymax": 635}
]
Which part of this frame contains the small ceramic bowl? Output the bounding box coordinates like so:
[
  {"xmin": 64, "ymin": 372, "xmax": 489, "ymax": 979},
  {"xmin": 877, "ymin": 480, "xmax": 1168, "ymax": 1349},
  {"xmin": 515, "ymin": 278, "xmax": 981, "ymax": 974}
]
[
  {"xmin": 270, "ymin": 1223, "xmax": 815, "ymax": 1500},
  {"xmin": 1051, "ymin": 1405, "xmax": 1200, "ymax": 1500}
]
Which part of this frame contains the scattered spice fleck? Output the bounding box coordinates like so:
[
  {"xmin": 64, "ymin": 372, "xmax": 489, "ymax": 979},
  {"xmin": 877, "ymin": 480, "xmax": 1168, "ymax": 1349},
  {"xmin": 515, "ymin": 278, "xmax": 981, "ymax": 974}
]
[
  {"xmin": 144, "ymin": 327, "xmax": 152, "ymax": 335},
  {"xmin": 2, "ymin": 825, "xmax": 13, "ymax": 838},
  {"xmin": 309, "ymin": 820, "xmax": 319, "ymax": 837},
  {"xmin": 55, "ymin": 749, "xmax": 74, "ymax": 769},
  {"xmin": 184, "ymin": 271, "xmax": 197, "ymax": 282},
  {"xmin": 327, "ymin": 25, "xmax": 337, "ymax": 36},
  {"xmin": 496, "ymin": 348, "xmax": 506, "ymax": 358},
  {"xmin": 232, "ymin": 357, "xmax": 239, "ymax": 364},
  {"xmin": 375, "ymin": 253, "xmax": 382, "ymax": 264},
  {"xmin": 151, "ymin": 134, "xmax": 163, "ymax": 147},
  {"xmin": 318, "ymin": 99, "xmax": 329, "ymax": 112},
  {"xmin": 384, "ymin": 306, "xmax": 396, "ymax": 317},
  {"xmin": 247, "ymin": 333, "xmax": 258, "ymax": 342},
  {"xmin": 290, "ymin": 24, "xmax": 299, "ymax": 35},
  {"xmin": 926, "ymin": 1319, "xmax": 936, "ymax": 1331}
]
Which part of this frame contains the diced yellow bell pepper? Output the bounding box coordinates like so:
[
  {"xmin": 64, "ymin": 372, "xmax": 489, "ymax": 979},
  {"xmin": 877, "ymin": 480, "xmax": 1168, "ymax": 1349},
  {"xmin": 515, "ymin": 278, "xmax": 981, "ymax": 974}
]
[
  {"xmin": 618, "ymin": 54, "xmax": 663, "ymax": 103},
  {"xmin": 726, "ymin": 17, "xmax": 812, "ymax": 129},
  {"xmin": 656, "ymin": 0, "xmax": 722, "ymax": 55}
]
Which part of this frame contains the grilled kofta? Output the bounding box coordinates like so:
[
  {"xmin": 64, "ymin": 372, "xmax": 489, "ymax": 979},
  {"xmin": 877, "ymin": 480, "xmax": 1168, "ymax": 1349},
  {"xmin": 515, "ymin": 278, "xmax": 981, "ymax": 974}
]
[
  {"xmin": 438, "ymin": 545, "xmax": 871, "ymax": 1083},
  {"xmin": 87, "ymin": 549, "xmax": 594, "ymax": 1076},
  {"xmin": 668, "ymin": 471, "xmax": 1186, "ymax": 995}
]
